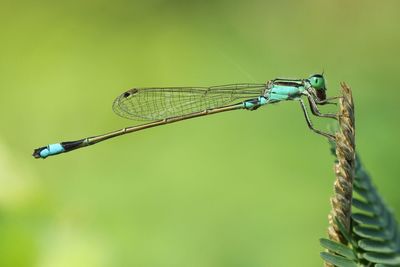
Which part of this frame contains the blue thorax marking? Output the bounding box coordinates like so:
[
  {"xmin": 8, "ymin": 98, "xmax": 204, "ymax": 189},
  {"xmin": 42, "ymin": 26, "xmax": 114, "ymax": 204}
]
[
  {"xmin": 271, "ymin": 85, "xmax": 301, "ymax": 95},
  {"xmin": 243, "ymin": 81, "xmax": 305, "ymax": 109},
  {"xmin": 267, "ymin": 83, "xmax": 304, "ymax": 102}
]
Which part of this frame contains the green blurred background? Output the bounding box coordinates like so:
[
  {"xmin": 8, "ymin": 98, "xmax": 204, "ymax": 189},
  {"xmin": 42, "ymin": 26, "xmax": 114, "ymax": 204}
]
[{"xmin": 1, "ymin": 0, "xmax": 399, "ymax": 266}]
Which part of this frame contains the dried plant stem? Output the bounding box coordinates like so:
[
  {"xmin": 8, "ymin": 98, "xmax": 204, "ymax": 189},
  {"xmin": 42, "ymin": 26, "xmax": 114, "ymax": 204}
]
[{"xmin": 328, "ymin": 83, "xmax": 356, "ymax": 244}]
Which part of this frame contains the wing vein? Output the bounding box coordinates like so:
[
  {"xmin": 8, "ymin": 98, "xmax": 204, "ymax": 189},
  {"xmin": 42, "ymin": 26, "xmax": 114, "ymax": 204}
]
[{"xmin": 113, "ymin": 84, "xmax": 266, "ymax": 120}]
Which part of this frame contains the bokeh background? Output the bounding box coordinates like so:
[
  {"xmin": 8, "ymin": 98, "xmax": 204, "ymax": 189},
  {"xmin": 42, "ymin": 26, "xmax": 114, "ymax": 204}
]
[{"xmin": 1, "ymin": 0, "xmax": 399, "ymax": 266}]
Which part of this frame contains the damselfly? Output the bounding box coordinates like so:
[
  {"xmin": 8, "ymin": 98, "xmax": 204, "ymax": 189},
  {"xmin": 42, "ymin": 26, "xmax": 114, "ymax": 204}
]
[{"xmin": 33, "ymin": 74, "xmax": 337, "ymax": 159}]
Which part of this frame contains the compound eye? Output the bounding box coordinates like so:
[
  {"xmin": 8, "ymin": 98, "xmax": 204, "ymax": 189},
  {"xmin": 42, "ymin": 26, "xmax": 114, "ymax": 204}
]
[
  {"xmin": 314, "ymin": 78, "xmax": 322, "ymax": 88},
  {"xmin": 308, "ymin": 75, "xmax": 325, "ymax": 90}
]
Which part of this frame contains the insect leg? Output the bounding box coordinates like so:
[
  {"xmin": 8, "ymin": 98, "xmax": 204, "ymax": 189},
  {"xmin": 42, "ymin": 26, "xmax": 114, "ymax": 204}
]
[
  {"xmin": 304, "ymin": 93, "xmax": 337, "ymax": 119},
  {"xmin": 299, "ymin": 99, "xmax": 336, "ymax": 141},
  {"xmin": 315, "ymin": 96, "xmax": 342, "ymax": 105}
]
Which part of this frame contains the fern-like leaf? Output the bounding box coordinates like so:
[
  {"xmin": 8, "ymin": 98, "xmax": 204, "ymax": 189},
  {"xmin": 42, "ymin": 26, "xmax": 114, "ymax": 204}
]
[
  {"xmin": 320, "ymin": 251, "xmax": 358, "ymax": 267},
  {"xmin": 321, "ymin": 153, "xmax": 400, "ymax": 266}
]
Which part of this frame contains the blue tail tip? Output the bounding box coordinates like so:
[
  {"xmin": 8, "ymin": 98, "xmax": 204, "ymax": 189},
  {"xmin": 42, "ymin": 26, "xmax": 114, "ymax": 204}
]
[
  {"xmin": 32, "ymin": 143, "xmax": 65, "ymax": 159},
  {"xmin": 33, "ymin": 146, "xmax": 48, "ymax": 159}
]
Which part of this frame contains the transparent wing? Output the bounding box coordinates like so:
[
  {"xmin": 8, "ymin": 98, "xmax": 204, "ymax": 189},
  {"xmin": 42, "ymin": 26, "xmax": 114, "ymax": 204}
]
[{"xmin": 112, "ymin": 83, "xmax": 267, "ymax": 120}]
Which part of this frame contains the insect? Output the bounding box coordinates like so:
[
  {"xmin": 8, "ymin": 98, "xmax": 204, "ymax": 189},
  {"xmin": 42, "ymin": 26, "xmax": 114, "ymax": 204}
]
[{"xmin": 33, "ymin": 74, "xmax": 338, "ymax": 159}]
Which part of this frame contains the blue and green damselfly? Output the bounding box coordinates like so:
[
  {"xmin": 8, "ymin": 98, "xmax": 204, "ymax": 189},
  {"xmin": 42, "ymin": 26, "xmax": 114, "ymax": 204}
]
[{"xmin": 33, "ymin": 74, "xmax": 337, "ymax": 159}]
